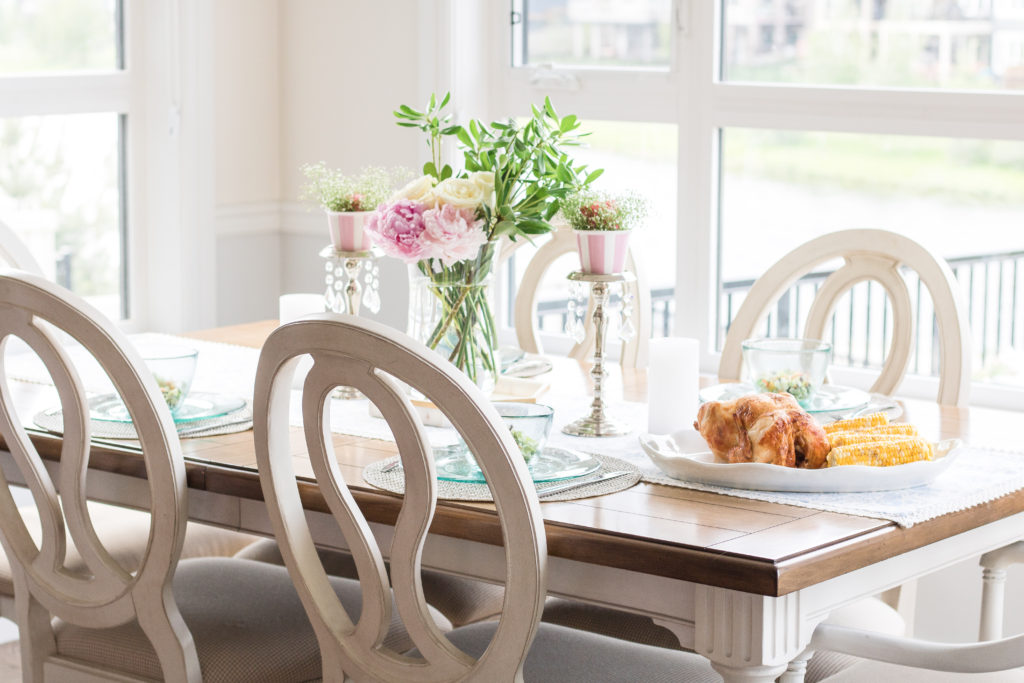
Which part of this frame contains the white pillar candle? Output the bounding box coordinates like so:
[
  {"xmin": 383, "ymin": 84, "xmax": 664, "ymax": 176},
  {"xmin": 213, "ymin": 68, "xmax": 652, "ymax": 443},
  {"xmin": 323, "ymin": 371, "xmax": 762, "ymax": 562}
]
[
  {"xmin": 647, "ymin": 337, "xmax": 700, "ymax": 435},
  {"xmin": 279, "ymin": 293, "xmax": 325, "ymax": 325}
]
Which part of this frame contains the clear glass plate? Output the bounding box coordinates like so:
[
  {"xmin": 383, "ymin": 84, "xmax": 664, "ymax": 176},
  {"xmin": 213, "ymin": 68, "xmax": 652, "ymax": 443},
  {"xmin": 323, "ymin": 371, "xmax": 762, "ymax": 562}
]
[
  {"xmin": 89, "ymin": 392, "xmax": 246, "ymax": 424},
  {"xmin": 699, "ymin": 382, "xmax": 871, "ymax": 415},
  {"xmin": 434, "ymin": 446, "xmax": 600, "ymax": 484}
]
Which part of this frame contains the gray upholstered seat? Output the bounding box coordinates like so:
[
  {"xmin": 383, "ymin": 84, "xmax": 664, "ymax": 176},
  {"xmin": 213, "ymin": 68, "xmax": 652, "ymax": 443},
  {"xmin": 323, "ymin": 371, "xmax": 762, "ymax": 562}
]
[
  {"xmin": 0, "ymin": 501, "xmax": 258, "ymax": 598},
  {"xmin": 235, "ymin": 537, "xmax": 505, "ymax": 627},
  {"xmin": 413, "ymin": 621, "xmax": 720, "ymax": 683},
  {"xmin": 54, "ymin": 557, "xmax": 450, "ymax": 682}
]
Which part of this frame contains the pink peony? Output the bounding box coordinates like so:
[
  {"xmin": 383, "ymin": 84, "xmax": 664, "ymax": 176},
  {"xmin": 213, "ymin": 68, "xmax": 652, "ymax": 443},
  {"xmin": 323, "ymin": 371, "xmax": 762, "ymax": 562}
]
[
  {"xmin": 421, "ymin": 204, "xmax": 488, "ymax": 266},
  {"xmin": 364, "ymin": 199, "xmax": 429, "ymax": 263}
]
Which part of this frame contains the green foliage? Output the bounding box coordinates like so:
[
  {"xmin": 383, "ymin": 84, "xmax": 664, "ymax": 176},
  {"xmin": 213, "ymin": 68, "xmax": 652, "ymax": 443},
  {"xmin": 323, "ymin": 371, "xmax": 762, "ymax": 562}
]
[
  {"xmin": 394, "ymin": 92, "xmax": 603, "ymax": 241},
  {"xmin": 300, "ymin": 163, "xmax": 407, "ymax": 212},
  {"xmin": 560, "ymin": 189, "xmax": 648, "ymax": 232}
]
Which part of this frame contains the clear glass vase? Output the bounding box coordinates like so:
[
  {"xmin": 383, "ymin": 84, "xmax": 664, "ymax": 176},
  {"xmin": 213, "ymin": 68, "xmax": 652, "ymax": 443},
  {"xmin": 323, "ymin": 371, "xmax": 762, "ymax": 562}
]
[{"xmin": 407, "ymin": 240, "xmax": 500, "ymax": 394}]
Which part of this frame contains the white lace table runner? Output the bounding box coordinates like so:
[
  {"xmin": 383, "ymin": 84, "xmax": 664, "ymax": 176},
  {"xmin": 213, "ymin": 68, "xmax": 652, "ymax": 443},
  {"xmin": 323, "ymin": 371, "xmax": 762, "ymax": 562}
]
[{"xmin": 14, "ymin": 334, "xmax": 1024, "ymax": 528}]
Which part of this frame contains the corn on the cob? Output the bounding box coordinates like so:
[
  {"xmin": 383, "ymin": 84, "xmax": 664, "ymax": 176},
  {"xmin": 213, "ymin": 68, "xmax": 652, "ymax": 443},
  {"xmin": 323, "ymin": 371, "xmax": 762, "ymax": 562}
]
[
  {"xmin": 828, "ymin": 431, "xmax": 914, "ymax": 449},
  {"xmin": 822, "ymin": 412, "xmax": 890, "ymax": 434},
  {"xmin": 826, "ymin": 437, "xmax": 934, "ymax": 467}
]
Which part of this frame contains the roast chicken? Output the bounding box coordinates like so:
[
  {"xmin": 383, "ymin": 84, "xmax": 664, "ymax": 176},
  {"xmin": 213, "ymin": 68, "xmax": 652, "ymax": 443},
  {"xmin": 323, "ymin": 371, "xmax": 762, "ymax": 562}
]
[{"xmin": 693, "ymin": 393, "xmax": 830, "ymax": 469}]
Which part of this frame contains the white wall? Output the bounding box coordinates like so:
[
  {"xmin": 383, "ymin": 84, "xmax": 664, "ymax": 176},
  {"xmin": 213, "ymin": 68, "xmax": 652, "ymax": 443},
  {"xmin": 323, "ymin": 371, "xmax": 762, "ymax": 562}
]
[{"xmin": 212, "ymin": 0, "xmax": 282, "ymax": 325}]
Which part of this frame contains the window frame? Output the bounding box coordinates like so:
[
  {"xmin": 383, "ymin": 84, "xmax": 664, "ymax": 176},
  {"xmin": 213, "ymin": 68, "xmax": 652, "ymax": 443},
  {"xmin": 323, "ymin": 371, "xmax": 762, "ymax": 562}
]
[{"xmin": 467, "ymin": 0, "xmax": 1024, "ymax": 407}]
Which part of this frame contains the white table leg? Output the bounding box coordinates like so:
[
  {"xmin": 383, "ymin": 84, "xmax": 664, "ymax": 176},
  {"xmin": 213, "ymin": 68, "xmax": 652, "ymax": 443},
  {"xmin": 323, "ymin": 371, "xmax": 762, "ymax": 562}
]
[{"xmin": 695, "ymin": 586, "xmax": 816, "ymax": 683}]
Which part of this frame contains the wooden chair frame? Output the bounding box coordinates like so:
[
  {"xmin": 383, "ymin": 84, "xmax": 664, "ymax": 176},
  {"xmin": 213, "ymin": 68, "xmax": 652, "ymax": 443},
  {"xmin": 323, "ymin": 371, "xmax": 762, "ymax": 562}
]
[
  {"xmin": 719, "ymin": 229, "xmax": 971, "ymax": 407},
  {"xmin": 0, "ymin": 270, "xmax": 199, "ymax": 681},
  {"xmin": 253, "ymin": 314, "xmax": 547, "ymax": 682}
]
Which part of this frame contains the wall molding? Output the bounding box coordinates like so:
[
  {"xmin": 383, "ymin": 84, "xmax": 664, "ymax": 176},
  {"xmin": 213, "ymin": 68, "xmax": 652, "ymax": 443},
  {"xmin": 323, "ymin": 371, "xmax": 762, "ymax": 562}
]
[
  {"xmin": 214, "ymin": 201, "xmax": 283, "ymax": 237},
  {"xmin": 280, "ymin": 201, "xmax": 324, "ymax": 236}
]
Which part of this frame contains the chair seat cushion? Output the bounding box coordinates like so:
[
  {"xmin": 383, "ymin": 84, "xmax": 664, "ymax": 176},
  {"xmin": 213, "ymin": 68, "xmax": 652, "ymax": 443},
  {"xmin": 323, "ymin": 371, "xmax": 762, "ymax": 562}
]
[
  {"xmin": 429, "ymin": 621, "xmax": 721, "ymax": 682},
  {"xmin": 542, "ymin": 596, "xmax": 681, "ymax": 650},
  {"xmin": 806, "ymin": 597, "xmax": 907, "ymax": 682},
  {"xmin": 54, "ymin": 557, "xmax": 450, "ymax": 683},
  {"xmin": 236, "ymin": 537, "xmax": 505, "ymax": 627},
  {"xmin": 0, "ymin": 500, "xmax": 260, "ymax": 598}
]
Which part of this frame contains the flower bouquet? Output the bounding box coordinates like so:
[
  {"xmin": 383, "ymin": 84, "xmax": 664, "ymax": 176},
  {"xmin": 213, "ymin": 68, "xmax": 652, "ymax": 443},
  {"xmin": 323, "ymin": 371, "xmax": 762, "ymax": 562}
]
[
  {"xmin": 366, "ymin": 93, "xmax": 601, "ymax": 389},
  {"xmin": 561, "ymin": 189, "xmax": 647, "ymax": 275},
  {"xmin": 301, "ymin": 163, "xmax": 406, "ymax": 251}
]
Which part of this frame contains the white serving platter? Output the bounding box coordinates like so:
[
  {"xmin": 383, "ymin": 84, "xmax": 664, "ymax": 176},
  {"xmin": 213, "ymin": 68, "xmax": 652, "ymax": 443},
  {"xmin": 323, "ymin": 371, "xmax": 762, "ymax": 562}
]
[{"xmin": 638, "ymin": 429, "xmax": 962, "ymax": 493}]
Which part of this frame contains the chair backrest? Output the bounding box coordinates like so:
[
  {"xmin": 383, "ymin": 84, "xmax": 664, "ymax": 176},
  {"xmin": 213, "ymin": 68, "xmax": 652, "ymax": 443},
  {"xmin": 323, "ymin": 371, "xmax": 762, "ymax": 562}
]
[
  {"xmin": 719, "ymin": 229, "xmax": 971, "ymax": 406},
  {"xmin": 501, "ymin": 223, "xmax": 651, "ymax": 368},
  {"xmin": 253, "ymin": 315, "xmax": 547, "ymax": 682},
  {"xmin": 0, "ymin": 219, "xmax": 44, "ymax": 274},
  {"xmin": 0, "ymin": 270, "xmax": 199, "ymax": 680}
]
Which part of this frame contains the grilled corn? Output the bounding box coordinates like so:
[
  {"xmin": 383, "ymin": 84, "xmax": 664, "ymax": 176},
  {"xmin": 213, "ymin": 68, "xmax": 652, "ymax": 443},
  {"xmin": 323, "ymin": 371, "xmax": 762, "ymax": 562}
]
[
  {"xmin": 826, "ymin": 437, "xmax": 934, "ymax": 467},
  {"xmin": 822, "ymin": 412, "xmax": 890, "ymax": 434}
]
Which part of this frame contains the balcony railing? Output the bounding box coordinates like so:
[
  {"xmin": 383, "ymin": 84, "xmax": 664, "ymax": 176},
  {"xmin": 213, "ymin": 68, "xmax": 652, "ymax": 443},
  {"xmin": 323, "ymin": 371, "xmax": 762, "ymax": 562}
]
[{"xmin": 532, "ymin": 249, "xmax": 1024, "ymax": 379}]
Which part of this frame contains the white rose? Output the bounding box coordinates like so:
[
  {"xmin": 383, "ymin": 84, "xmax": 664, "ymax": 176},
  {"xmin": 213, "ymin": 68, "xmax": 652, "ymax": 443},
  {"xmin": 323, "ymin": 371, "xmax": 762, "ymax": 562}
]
[
  {"xmin": 469, "ymin": 171, "xmax": 496, "ymax": 208},
  {"xmin": 434, "ymin": 178, "xmax": 485, "ymax": 211},
  {"xmin": 391, "ymin": 175, "xmax": 436, "ymax": 204}
]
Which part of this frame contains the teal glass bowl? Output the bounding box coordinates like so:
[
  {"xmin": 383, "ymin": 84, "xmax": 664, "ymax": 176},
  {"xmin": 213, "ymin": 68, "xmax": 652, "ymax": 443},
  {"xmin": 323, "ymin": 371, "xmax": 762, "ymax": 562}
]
[
  {"xmin": 493, "ymin": 402, "xmax": 554, "ymax": 463},
  {"xmin": 741, "ymin": 338, "xmax": 832, "ymax": 408}
]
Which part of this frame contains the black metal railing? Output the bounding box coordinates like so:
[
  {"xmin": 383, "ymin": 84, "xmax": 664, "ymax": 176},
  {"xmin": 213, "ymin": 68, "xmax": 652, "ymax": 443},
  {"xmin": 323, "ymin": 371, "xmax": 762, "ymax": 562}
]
[{"xmin": 531, "ymin": 249, "xmax": 1024, "ymax": 378}]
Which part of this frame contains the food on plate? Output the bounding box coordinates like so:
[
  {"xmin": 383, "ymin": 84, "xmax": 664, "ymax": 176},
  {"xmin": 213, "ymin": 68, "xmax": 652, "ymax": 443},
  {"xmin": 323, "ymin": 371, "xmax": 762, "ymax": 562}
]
[
  {"xmin": 826, "ymin": 437, "xmax": 935, "ymax": 467},
  {"xmin": 693, "ymin": 393, "xmax": 830, "ymax": 469},
  {"xmin": 827, "ymin": 423, "xmax": 925, "ymax": 450},
  {"xmin": 754, "ymin": 370, "xmax": 813, "ymax": 402},
  {"xmin": 822, "ymin": 412, "xmax": 889, "ymax": 434}
]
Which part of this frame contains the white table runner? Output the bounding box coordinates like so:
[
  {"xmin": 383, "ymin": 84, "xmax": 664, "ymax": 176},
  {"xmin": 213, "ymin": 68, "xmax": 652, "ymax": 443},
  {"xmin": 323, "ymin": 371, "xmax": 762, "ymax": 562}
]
[{"xmin": 13, "ymin": 333, "xmax": 1024, "ymax": 528}]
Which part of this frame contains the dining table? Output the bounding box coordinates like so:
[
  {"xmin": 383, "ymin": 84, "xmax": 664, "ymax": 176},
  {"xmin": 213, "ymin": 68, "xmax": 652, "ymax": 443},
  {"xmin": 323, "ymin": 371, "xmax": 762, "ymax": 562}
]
[{"xmin": 6, "ymin": 318, "xmax": 1024, "ymax": 682}]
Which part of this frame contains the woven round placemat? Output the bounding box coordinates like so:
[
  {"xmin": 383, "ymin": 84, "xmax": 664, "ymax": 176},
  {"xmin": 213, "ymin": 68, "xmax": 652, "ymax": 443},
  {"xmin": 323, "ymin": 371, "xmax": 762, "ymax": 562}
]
[
  {"xmin": 33, "ymin": 404, "xmax": 253, "ymax": 440},
  {"xmin": 363, "ymin": 453, "xmax": 641, "ymax": 502}
]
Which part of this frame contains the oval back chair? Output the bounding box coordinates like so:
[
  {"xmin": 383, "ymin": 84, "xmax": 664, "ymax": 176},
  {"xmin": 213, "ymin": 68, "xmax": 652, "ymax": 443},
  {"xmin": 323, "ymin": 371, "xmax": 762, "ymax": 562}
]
[
  {"xmin": 719, "ymin": 229, "xmax": 971, "ymax": 407},
  {"xmin": 252, "ymin": 315, "xmax": 722, "ymax": 682},
  {"xmin": 254, "ymin": 314, "xmax": 547, "ymax": 680},
  {"xmin": 0, "ymin": 269, "xmax": 199, "ymax": 679},
  {"xmin": 501, "ymin": 224, "xmax": 651, "ymax": 369}
]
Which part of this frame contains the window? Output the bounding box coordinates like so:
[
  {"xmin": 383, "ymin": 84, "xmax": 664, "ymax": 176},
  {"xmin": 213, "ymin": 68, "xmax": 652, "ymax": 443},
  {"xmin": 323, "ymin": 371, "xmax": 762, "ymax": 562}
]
[
  {"xmin": 0, "ymin": 0, "xmax": 128, "ymax": 321},
  {"xmin": 481, "ymin": 0, "xmax": 1024, "ymax": 404}
]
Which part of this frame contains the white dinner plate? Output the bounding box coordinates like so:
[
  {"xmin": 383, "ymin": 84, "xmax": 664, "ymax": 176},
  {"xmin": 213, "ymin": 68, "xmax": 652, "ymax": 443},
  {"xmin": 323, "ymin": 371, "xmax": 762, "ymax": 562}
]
[{"xmin": 638, "ymin": 429, "xmax": 962, "ymax": 493}]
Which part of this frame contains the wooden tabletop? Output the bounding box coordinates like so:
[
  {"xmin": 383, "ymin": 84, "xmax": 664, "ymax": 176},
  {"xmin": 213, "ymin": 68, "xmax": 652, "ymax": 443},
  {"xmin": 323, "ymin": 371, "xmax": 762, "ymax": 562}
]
[{"xmin": 19, "ymin": 320, "xmax": 1024, "ymax": 597}]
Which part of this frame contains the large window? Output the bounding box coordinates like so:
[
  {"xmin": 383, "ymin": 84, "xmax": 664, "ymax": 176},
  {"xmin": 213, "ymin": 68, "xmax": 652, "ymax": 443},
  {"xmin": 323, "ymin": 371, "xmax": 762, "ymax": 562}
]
[
  {"xmin": 488, "ymin": 0, "xmax": 1024, "ymax": 403},
  {"xmin": 0, "ymin": 0, "xmax": 128, "ymax": 321}
]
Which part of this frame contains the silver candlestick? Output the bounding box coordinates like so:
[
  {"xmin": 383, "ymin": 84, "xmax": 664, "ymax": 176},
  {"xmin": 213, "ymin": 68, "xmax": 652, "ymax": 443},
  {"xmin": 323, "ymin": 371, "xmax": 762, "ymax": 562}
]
[
  {"xmin": 562, "ymin": 270, "xmax": 636, "ymax": 437},
  {"xmin": 320, "ymin": 246, "xmax": 381, "ymax": 399}
]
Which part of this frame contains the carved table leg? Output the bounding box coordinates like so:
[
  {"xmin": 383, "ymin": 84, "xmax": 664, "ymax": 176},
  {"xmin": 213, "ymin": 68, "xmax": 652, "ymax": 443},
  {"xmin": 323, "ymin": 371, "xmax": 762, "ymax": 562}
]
[{"xmin": 695, "ymin": 586, "xmax": 816, "ymax": 683}]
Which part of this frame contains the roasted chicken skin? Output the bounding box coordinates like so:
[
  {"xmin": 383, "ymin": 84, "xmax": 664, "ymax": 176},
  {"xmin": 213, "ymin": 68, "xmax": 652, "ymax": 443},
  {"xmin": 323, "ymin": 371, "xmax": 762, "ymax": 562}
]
[{"xmin": 693, "ymin": 393, "xmax": 830, "ymax": 469}]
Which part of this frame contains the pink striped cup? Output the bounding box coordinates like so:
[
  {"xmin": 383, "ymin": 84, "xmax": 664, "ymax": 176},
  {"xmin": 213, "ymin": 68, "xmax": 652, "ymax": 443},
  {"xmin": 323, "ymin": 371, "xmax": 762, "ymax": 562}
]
[
  {"xmin": 326, "ymin": 211, "xmax": 370, "ymax": 251},
  {"xmin": 574, "ymin": 229, "xmax": 632, "ymax": 275}
]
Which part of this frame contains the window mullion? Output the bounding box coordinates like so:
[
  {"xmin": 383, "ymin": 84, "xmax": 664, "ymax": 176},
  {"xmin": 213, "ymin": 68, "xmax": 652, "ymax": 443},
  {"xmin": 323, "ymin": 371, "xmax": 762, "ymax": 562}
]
[{"xmin": 0, "ymin": 73, "xmax": 131, "ymax": 116}]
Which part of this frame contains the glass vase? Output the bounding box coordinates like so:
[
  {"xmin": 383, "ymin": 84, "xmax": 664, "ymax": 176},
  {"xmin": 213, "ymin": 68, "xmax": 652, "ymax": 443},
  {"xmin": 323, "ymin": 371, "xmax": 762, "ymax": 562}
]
[{"xmin": 407, "ymin": 240, "xmax": 500, "ymax": 394}]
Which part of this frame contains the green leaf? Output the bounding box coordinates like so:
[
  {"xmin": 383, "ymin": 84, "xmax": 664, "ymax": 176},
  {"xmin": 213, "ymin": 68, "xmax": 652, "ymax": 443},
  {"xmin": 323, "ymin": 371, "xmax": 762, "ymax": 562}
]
[
  {"xmin": 585, "ymin": 168, "xmax": 604, "ymax": 184},
  {"xmin": 440, "ymin": 164, "xmax": 453, "ymax": 180},
  {"xmin": 493, "ymin": 220, "xmax": 517, "ymax": 237},
  {"xmin": 440, "ymin": 125, "xmax": 460, "ymax": 135},
  {"xmin": 559, "ymin": 114, "xmax": 578, "ymax": 133},
  {"xmin": 469, "ymin": 119, "xmax": 481, "ymax": 140},
  {"xmin": 518, "ymin": 219, "xmax": 551, "ymax": 235},
  {"xmin": 456, "ymin": 127, "xmax": 473, "ymax": 147},
  {"xmin": 491, "ymin": 121, "xmax": 509, "ymax": 130},
  {"xmin": 428, "ymin": 93, "xmax": 437, "ymax": 111},
  {"xmin": 544, "ymin": 97, "xmax": 558, "ymax": 120},
  {"xmin": 395, "ymin": 122, "xmax": 420, "ymax": 128},
  {"xmin": 398, "ymin": 104, "xmax": 422, "ymax": 116},
  {"xmin": 423, "ymin": 161, "xmax": 438, "ymax": 178},
  {"xmin": 544, "ymin": 201, "xmax": 560, "ymax": 221},
  {"xmin": 439, "ymin": 92, "xmax": 451, "ymax": 108}
]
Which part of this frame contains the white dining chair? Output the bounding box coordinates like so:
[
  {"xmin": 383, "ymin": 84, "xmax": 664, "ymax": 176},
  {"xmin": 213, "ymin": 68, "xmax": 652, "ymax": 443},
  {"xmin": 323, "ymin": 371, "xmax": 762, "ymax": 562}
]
[
  {"xmin": 0, "ymin": 220, "xmax": 260, "ymax": 625},
  {"xmin": 718, "ymin": 228, "xmax": 971, "ymax": 407},
  {"xmin": 500, "ymin": 221, "xmax": 651, "ymax": 369},
  {"xmin": 718, "ymin": 229, "xmax": 972, "ymax": 682},
  {"xmin": 252, "ymin": 314, "xmax": 721, "ymax": 681},
  {"xmin": 0, "ymin": 270, "xmax": 436, "ymax": 681},
  {"xmin": 537, "ymin": 229, "xmax": 974, "ymax": 676}
]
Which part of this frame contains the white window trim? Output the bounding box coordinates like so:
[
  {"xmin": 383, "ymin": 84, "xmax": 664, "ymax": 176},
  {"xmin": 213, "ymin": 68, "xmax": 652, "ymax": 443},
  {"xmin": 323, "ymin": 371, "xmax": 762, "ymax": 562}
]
[
  {"xmin": 446, "ymin": 0, "xmax": 1024, "ymax": 408},
  {"xmin": 0, "ymin": 0, "xmax": 217, "ymax": 334}
]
